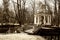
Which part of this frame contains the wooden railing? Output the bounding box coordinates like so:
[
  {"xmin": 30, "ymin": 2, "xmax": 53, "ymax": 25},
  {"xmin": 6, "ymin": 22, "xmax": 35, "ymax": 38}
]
[
  {"xmin": 43, "ymin": 36, "xmax": 60, "ymax": 40},
  {"xmin": 32, "ymin": 27, "xmax": 60, "ymax": 40}
]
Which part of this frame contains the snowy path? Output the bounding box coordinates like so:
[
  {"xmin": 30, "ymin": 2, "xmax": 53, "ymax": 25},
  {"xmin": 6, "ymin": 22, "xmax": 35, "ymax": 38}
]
[{"xmin": 0, "ymin": 33, "xmax": 46, "ymax": 40}]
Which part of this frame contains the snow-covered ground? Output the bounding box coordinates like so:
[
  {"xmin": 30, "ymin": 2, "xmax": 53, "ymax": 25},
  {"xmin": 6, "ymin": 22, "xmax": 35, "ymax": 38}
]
[{"xmin": 0, "ymin": 33, "xmax": 46, "ymax": 40}]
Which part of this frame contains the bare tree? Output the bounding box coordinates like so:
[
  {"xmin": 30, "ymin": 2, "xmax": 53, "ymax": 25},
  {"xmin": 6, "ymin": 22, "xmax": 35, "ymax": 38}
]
[
  {"xmin": 54, "ymin": 0, "xmax": 58, "ymax": 26},
  {"xmin": 16, "ymin": 0, "xmax": 22, "ymax": 26},
  {"xmin": 58, "ymin": 0, "xmax": 60, "ymax": 26},
  {"xmin": 0, "ymin": 8, "xmax": 3, "ymax": 23},
  {"xmin": 19, "ymin": 0, "xmax": 28, "ymax": 24},
  {"xmin": 3, "ymin": 0, "xmax": 10, "ymax": 24},
  {"xmin": 12, "ymin": 0, "xmax": 27, "ymax": 26},
  {"xmin": 30, "ymin": 0, "xmax": 35, "ymax": 24}
]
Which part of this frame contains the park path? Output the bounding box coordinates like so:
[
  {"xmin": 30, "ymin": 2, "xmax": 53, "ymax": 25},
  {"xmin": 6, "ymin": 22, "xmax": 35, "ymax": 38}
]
[{"xmin": 0, "ymin": 33, "xmax": 46, "ymax": 40}]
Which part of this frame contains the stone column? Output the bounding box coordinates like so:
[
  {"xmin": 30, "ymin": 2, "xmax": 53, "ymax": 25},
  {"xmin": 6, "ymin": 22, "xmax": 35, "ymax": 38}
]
[
  {"xmin": 50, "ymin": 16, "xmax": 51, "ymax": 24},
  {"xmin": 44, "ymin": 16, "xmax": 46, "ymax": 25},
  {"xmin": 34, "ymin": 15, "xmax": 36, "ymax": 24},
  {"xmin": 48, "ymin": 16, "xmax": 50, "ymax": 24},
  {"xmin": 38, "ymin": 16, "xmax": 39, "ymax": 24}
]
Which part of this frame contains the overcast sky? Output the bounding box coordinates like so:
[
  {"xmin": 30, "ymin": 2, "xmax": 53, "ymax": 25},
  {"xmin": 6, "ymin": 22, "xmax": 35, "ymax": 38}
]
[{"xmin": 0, "ymin": 0, "xmax": 55, "ymax": 12}]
